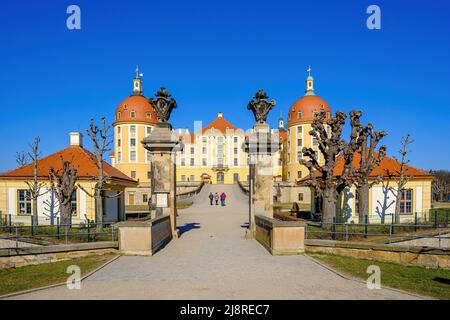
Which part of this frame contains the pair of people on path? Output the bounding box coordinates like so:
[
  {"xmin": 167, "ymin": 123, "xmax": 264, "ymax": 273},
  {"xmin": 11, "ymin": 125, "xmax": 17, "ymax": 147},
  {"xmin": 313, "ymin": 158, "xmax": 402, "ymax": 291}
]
[{"xmin": 209, "ymin": 192, "xmax": 227, "ymax": 206}]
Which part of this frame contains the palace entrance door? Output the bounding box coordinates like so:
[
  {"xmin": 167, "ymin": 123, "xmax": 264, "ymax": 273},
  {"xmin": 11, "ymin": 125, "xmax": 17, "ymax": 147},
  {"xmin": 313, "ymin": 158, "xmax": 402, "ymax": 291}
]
[{"xmin": 217, "ymin": 172, "xmax": 224, "ymax": 184}]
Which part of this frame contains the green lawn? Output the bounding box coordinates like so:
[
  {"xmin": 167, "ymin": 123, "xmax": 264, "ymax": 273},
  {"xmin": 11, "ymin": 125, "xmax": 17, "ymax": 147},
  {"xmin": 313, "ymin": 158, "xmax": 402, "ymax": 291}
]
[
  {"xmin": 310, "ymin": 253, "xmax": 450, "ymax": 300},
  {"xmin": 0, "ymin": 254, "xmax": 116, "ymax": 296}
]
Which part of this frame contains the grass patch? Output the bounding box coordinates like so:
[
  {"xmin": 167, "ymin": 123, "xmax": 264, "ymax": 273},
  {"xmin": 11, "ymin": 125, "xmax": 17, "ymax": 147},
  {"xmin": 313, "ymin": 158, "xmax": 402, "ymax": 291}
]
[
  {"xmin": 0, "ymin": 254, "xmax": 116, "ymax": 296},
  {"xmin": 177, "ymin": 201, "xmax": 193, "ymax": 209},
  {"xmin": 310, "ymin": 253, "xmax": 450, "ymax": 300}
]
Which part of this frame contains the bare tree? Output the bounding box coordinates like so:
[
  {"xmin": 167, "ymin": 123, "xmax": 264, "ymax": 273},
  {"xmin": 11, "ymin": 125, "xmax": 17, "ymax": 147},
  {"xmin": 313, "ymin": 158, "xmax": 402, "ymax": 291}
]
[
  {"xmin": 353, "ymin": 123, "xmax": 387, "ymax": 222},
  {"xmin": 15, "ymin": 151, "xmax": 29, "ymax": 167},
  {"xmin": 23, "ymin": 137, "xmax": 46, "ymax": 224},
  {"xmin": 388, "ymin": 134, "xmax": 414, "ymax": 224},
  {"xmin": 431, "ymin": 170, "xmax": 450, "ymax": 202},
  {"xmin": 49, "ymin": 160, "xmax": 78, "ymax": 230},
  {"xmin": 301, "ymin": 110, "xmax": 364, "ymax": 223},
  {"xmin": 86, "ymin": 117, "xmax": 113, "ymax": 231},
  {"xmin": 42, "ymin": 183, "xmax": 59, "ymax": 226}
]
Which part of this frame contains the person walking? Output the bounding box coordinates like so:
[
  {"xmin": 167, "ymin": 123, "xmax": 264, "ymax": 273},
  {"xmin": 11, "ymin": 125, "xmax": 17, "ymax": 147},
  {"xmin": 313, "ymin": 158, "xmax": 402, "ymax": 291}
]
[
  {"xmin": 220, "ymin": 192, "xmax": 227, "ymax": 206},
  {"xmin": 208, "ymin": 192, "xmax": 214, "ymax": 206},
  {"xmin": 214, "ymin": 192, "xmax": 219, "ymax": 205}
]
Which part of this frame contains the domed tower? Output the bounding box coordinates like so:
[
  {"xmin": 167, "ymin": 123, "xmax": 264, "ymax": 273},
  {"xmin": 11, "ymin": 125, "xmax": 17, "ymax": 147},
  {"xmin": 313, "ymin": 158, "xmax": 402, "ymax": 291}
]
[
  {"xmin": 285, "ymin": 67, "xmax": 332, "ymax": 182},
  {"xmin": 110, "ymin": 67, "xmax": 158, "ymax": 206}
]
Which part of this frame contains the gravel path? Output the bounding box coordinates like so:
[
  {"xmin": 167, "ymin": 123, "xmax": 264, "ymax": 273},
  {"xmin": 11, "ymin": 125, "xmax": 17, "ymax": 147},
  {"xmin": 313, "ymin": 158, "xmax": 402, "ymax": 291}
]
[{"xmin": 7, "ymin": 184, "xmax": 421, "ymax": 300}]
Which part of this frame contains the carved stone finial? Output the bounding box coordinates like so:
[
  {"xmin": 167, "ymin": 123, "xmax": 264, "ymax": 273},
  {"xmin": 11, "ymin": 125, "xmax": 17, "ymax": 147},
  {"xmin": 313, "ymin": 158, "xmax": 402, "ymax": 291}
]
[
  {"xmin": 149, "ymin": 87, "xmax": 177, "ymax": 123},
  {"xmin": 247, "ymin": 89, "xmax": 276, "ymax": 124}
]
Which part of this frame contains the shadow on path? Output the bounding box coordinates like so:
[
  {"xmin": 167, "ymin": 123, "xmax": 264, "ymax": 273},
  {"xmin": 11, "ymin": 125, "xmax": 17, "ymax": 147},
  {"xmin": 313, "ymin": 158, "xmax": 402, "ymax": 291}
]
[{"xmin": 178, "ymin": 222, "xmax": 201, "ymax": 236}]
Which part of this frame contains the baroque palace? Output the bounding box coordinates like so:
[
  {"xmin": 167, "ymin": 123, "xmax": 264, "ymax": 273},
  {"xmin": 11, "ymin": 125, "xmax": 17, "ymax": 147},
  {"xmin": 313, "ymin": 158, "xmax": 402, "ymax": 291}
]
[{"xmin": 108, "ymin": 67, "xmax": 433, "ymax": 223}]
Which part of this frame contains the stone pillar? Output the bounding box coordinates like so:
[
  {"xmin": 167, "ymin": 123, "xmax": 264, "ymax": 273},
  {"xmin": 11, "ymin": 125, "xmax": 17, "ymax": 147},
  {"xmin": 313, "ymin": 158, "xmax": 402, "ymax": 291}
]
[
  {"xmin": 142, "ymin": 123, "xmax": 183, "ymax": 238},
  {"xmin": 244, "ymin": 122, "xmax": 280, "ymax": 237}
]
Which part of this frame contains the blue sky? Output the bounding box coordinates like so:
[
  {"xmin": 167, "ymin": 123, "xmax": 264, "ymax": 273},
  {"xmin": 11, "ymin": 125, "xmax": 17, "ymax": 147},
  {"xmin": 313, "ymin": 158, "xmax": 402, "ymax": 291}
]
[{"xmin": 0, "ymin": 0, "xmax": 449, "ymax": 171}]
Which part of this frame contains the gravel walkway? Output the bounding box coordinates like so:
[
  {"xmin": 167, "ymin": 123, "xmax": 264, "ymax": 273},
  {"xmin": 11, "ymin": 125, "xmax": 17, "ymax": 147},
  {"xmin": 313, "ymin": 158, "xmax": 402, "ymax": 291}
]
[{"xmin": 7, "ymin": 184, "xmax": 421, "ymax": 300}]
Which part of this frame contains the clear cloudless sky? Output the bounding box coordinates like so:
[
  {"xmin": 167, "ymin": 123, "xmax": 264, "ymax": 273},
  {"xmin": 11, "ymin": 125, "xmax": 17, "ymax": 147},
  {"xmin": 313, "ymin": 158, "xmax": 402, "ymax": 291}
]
[{"xmin": 0, "ymin": 0, "xmax": 449, "ymax": 172}]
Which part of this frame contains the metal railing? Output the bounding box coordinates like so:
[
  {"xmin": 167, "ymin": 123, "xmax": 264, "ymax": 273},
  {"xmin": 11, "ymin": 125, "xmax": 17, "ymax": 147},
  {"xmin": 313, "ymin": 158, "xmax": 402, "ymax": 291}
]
[
  {"xmin": 305, "ymin": 218, "xmax": 450, "ymax": 248},
  {"xmin": 0, "ymin": 221, "xmax": 117, "ymax": 249}
]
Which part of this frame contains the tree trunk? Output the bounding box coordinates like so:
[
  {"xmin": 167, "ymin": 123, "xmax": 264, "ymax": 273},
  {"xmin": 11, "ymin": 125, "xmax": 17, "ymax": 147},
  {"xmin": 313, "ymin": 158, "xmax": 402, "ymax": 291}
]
[
  {"xmin": 357, "ymin": 184, "xmax": 369, "ymax": 223},
  {"xmin": 59, "ymin": 201, "xmax": 72, "ymax": 233},
  {"xmin": 322, "ymin": 188, "xmax": 336, "ymax": 224},
  {"xmin": 95, "ymin": 189, "xmax": 103, "ymax": 232},
  {"xmin": 32, "ymin": 197, "xmax": 38, "ymax": 225},
  {"xmin": 394, "ymin": 187, "xmax": 402, "ymax": 224}
]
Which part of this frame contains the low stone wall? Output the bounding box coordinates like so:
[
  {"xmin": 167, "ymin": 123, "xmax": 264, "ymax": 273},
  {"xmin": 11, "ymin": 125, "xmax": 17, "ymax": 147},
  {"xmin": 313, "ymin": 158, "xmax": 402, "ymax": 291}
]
[
  {"xmin": 0, "ymin": 242, "xmax": 118, "ymax": 270},
  {"xmin": 305, "ymin": 239, "xmax": 450, "ymax": 269},
  {"xmin": 116, "ymin": 215, "xmax": 172, "ymax": 255},
  {"xmin": 255, "ymin": 215, "xmax": 306, "ymax": 255}
]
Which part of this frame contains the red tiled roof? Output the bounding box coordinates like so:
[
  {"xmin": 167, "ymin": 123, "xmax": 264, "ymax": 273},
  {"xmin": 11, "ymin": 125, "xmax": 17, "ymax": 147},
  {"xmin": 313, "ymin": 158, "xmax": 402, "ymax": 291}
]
[
  {"xmin": 0, "ymin": 146, "xmax": 137, "ymax": 184},
  {"xmin": 301, "ymin": 151, "xmax": 432, "ymax": 182},
  {"xmin": 202, "ymin": 116, "xmax": 238, "ymax": 135}
]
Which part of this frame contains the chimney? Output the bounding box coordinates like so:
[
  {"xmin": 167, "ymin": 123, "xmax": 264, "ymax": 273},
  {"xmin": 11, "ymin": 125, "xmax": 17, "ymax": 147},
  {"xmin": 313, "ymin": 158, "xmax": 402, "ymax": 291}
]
[
  {"xmin": 218, "ymin": 112, "xmax": 223, "ymax": 118},
  {"xmin": 70, "ymin": 132, "xmax": 83, "ymax": 147}
]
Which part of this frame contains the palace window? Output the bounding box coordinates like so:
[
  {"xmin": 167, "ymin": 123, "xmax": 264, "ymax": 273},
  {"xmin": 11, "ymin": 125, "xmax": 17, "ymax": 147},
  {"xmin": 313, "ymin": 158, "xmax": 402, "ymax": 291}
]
[
  {"xmin": 147, "ymin": 126, "xmax": 152, "ymax": 135},
  {"xmin": 130, "ymin": 111, "xmax": 136, "ymax": 118},
  {"xmin": 117, "ymin": 151, "xmax": 121, "ymax": 162},
  {"xmin": 130, "ymin": 138, "xmax": 136, "ymax": 147},
  {"xmin": 181, "ymin": 175, "xmax": 186, "ymax": 182},
  {"xmin": 130, "ymin": 171, "xmax": 136, "ymax": 179},
  {"xmin": 190, "ymin": 158, "xmax": 195, "ymax": 166},
  {"xmin": 202, "ymin": 158, "xmax": 207, "ymax": 166},
  {"xmin": 297, "ymin": 126, "xmax": 302, "ymax": 134},
  {"xmin": 234, "ymin": 137, "xmax": 238, "ymax": 143},
  {"xmin": 400, "ymin": 189, "xmax": 413, "ymax": 214},
  {"xmin": 181, "ymin": 158, "xmax": 186, "ymax": 166},
  {"xmin": 123, "ymin": 104, "xmax": 128, "ymax": 110},
  {"xmin": 202, "ymin": 136, "xmax": 207, "ymax": 143},
  {"xmin": 143, "ymin": 194, "xmax": 148, "ymax": 203},
  {"xmin": 117, "ymin": 112, "xmax": 121, "ymax": 120},
  {"xmin": 117, "ymin": 139, "xmax": 121, "ymax": 147},
  {"xmin": 298, "ymin": 193, "xmax": 304, "ymax": 201},
  {"xmin": 190, "ymin": 175, "xmax": 195, "ymax": 182},
  {"xmin": 18, "ymin": 190, "xmax": 31, "ymax": 215},
  {"xmin": 71, "ymin": 191, "xmax": 77, "ymax": 216},
  {"xmin": 297, "ymin": 151, "xmax": 303, "ymax": 161},
  {"xmin": 130, "ymin": 151, "xmax": 136, "ymax": 161},
  {"xmin": 234, "ymin": 147, "xmax": 238, "ymax": 154},
  {"xmin": 297, "ymin": 139, "xmax": 303, "ymax": 147},
  {"xmin": 297, "ymin": 112, "xmax": 302, "ymax": 119},
  {"xmin": 117, "ymin": 126, "xmax": 121, "ymax": 134},
  {"xmin": 130, "ymin": 125, "xmax": 136, "ymax": 134},
  {"xmin": 234, "ymin": 158, "xmax": 238, "ymax": 166},
  {"xmin": 190, "ymin": 147, "xmax": 195, "ymax": 154}
]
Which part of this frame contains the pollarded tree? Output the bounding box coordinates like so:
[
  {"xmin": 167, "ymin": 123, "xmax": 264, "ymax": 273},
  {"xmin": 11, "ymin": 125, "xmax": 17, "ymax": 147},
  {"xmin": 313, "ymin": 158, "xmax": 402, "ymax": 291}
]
[
  {"xmin": 431, "ymin": 170, "xmax": 450, "ymax": 202},
  {"xmin": 300, "ymin": 110, "xmax": 364, "ymax": 223},
  {"xmin": 49, "ymin": 160, "xmax": 78, "ymax": 229},
  {"xmin": 86, "ymin": 117, "xmax": 113, "ymax": 232},
  {"xmin": 353, "ymin": 123, "xmax": 387, "ymax": 222},
  {"xmin": 391, "ymin": 134, "xmax": 414, "ymax": 224}
]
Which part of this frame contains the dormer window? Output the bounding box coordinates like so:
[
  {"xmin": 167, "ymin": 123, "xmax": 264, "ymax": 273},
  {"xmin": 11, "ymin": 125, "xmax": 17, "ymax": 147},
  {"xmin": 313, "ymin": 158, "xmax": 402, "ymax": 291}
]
[
  {"xmin": 292, "ymin": 106, "xmax": 296, "ymax": 112},
  {"xmin": 130, "ymin": 111, "xmax": 136, "ymax": 118},
  {"xmin": 123, "ymin": 104, "xmax": 128, "ymax": 110},
  {"xmin": 146, "ymin": 112, "xmax": 151, "ymax": 119},
  {"xmin": 320, "ymin": 104, "xmax": 325, "ymax": 111},
  {"xmin": 297, "ymin": 112, "xmax": 302, "ymax": 119},
  {"xmin": 117, "ymin": 112, "xmax": 121, "ymax": 120}
]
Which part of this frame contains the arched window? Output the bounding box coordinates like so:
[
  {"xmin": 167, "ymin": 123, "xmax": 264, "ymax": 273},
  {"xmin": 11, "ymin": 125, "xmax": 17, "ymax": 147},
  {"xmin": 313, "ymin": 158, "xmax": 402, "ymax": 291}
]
[
  {"xmin": 123, "ymin": 104, "xmax": 128, "ymax": 110},
  {"xmin": 117, "ymin": 112, "xmax": 121, "ymax": 120}
]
